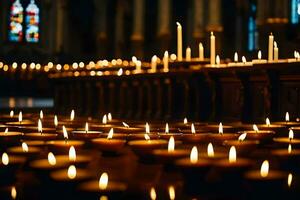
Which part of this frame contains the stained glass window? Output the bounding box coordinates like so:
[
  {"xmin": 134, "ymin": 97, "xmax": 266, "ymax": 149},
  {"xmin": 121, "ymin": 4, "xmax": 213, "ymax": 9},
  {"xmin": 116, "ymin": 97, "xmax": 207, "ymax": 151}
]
[
  {"xmin": 25, "ymin": 0, "xmax": 39, "ymax": 43},
  {"xmin": 248, "ymin": 4, "xmax": 257, "ymax": 51},
  {"xmin": 291, "ymin": 0, "xmax": 299, "ymax": 24},
  {"xmin": 9, "ymin": 0, "xmax": 24, "ymax": 42}
]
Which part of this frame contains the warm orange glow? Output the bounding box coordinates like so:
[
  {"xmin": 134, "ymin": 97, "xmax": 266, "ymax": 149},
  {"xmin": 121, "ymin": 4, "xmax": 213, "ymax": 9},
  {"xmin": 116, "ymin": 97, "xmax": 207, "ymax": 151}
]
[
  {"xmin": 229, "ymin": 146, "xmax": 237, "ymax": 163},
  {"xmin": 168, "ymin": 136, "xmax": 175, "ymax": 152},
  {"xmin": 234, "ymin": 52, "xmax": 238, "ymax": 62},
  {"xmin": 69, "ymin": 146, "xmax": 76, "ymax": 162},
  {"xmin": 70, "ymin": 110, "xmax": 75, "ymax": 121},
  {"xmin": 165, "ymin": 123, "xmax": 169, "ymax": 134},
  {"xmin": 183, "ymin": 117, "xmax": 188, "ymax": 124},
  {"xmin": 289, "ymin": 129, "xmax": 294, "ymax": 140},
  {"xmin": 216, "ymin": 55, "xmax": 220, "ymax": 65},
  {"xmin": 253, "ymin": 124, "xmax": 259, "ymax": 132},
  {"xmin": 85, "ymin": 122, "xmax": 89, "ymax": 133},
  {"xmin": 238, "ymin": 132, "xmax": 247, "ymax": 141},
  {"xmin": 107, "ymin": 128, "xmax": 114, "ymax": 139},
  {"xmin": 117, "ymin": 68, "xmax": 123, "ymax": 76},
  {"xmin": 150, "ymin": 187, "xmax": 156, "ymax": 200},
  {"xmin": 67, "ymin": 165, "xmax": 77, "ymax": 179},
  {"xmin": 122, "ymin": 122, "xmax": 129, "ymax": 128},
  {"xmin": 144, "ymin": 133, "xmax": 151, "ymax": 141},
  {"xmin": 288, "ymin": 144, "xmax": 292, "ymax": 154},
  {"xmin": 288, "ymin": 173, "xmax": 293, "ymax": 187},
  {"xmin": 38, "ymin": 119, "xmax": 42, "ymax": 133},
  {"xmin": 266, "ymin": 118, "xmax": 270, "ymax": 126},
  {"xmin": 168, "ymin": 185, "xmax": 175, "ymax": 200},
  {"xmin": 219, "ymin": 122, "xmax": 223, "ymax": 134},
  {"xmin": 242, "ymin": 56, "xmax": 247, "ymax": 63},
  {"xmin": 207, "ymin": 143, "xmax": 214, "ymax": 157},
  {"xmin": 39, "ymin": 110, "xmax": 43, "ymax": 119},
  {"xmin": 63, "ymin": 126, "xmax": 68, "ymax": 140},
  {"xmin": 99, "ymin": 172, "xmax": 108, "ymax": 190},
  {"xmin": 102, "ymin": 114, "xmax": 107, "ymax": 124},
  {"xmin": 54, "ymin": 115, "xmax": 58, "ymax": 127},
  {"xmin": 190, "ymin": 146, "xmax": 198, "ymax": 164},
  {"xmin": 108, "ymin": 113, "xmax": 112, "ymax": 121},
  {"xmin": 4, "ymin": 128, "xmax": 8, "ymax": 134},
  {"xmin": 191, "ymin": 123, "xmax": 196, "ymax": 134},
  {"xmin": 48, "ymin": 152, "xmax": 56, "ymax": 166},
  {"xmin": 10, "ymin": 110, "xmax": 14, "ymax": 118},
  {"xmin": 2, "ymin": 152, "xmax": 9, "ymax": 165},
  {"xmin": 146, "ymin": 123, "xmax": 150, "ymax": 134},
  {"xmin": 258, "ymin": 50, "xmax": 262, "ymax": 59},
  {"xmin": 11, "ymin": 186, "xmax": 17, "ymax": 199},
  {"xmin": 260, "ymin": 160, "xmax": 269, "ymax": 178},
  {"xmin": 22, "ymin": 142, "xmax": 29, "ymax": 152},
  {"xmin": 18, "ymin": 111, "xmax": 22, "ymax": 123},
  {"xmin": 286, "ymin": 112, "xmax": 290, "ymax": 122}
]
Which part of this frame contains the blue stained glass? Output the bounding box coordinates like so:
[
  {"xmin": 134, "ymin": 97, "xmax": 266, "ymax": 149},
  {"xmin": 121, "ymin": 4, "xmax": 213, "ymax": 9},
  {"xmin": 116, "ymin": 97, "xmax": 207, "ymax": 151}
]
[
  {"xmin": 25, "ymin": 0, "xmax": 39, "ymax": 43},
  {"xmin": 9, "ymin": 0, "xmax": 23, "ymax": 42}
]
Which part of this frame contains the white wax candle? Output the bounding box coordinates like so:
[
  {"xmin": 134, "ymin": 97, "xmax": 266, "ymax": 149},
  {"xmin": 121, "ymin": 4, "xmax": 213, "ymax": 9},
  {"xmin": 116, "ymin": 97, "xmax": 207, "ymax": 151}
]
[
  {"xmin": 186, "ymin": 47, "xmax": 191, "ymax": 61},
  {"xmin": 199, "ymin": 43, "xmax": 204, "ymax": 61},
  {"xmin": 274, "ymin": 41, "xmax": 278, "ymax": 62},
  {"xmin": 176, "ymin": 22, "xmax": 182, "ymax": 61},
  {"xmin": 268, "ymin": 33, "xmax": 274, "ymax": 62},
  {"xmin": 210, "ymin": 32, "xmax": 215, "ymax": 65},
  {"xmin": 151, "ymin": 55, "xmax": 157, "ymax": 72},
  {"xmin": 163, "ymin": 51, "xmax": 169, "ymax": 72}
]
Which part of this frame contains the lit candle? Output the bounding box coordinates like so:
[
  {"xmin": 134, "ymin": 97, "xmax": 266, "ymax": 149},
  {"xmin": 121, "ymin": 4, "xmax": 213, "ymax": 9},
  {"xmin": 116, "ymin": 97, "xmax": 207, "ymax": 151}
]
[
  {"xmin": 151, "ymin": 55, "xmax": 157, "ymax": 72},
  {"xmin": 216, "ymin": 55, "xmax": 220, "ymax": 67},
  {"xmin": 163, "ymin": 51, "xmax": 169, "ymax": 72},
  {"xmin": 268, "ymin": 33, "xmax": 274, "ymax": 62},
  {"xmin": 186, "ymin": 47, "xmax": 191, "ymax": 61},
  {"xmin": 274, "ymin": 41, "xmax": 278, "ymax": 62},
  {"xmin": 176, "ymin": 22, "xmax": 182, "ymax": 61},
  {"xmin": 199, "ymin": 43, "xmax": 204, "ymax": 61},
  {"xmin": 234, "ymin": 52, "xmax": 238, "ymax": 63},
  {"xmin": 252, "ymin": 50, "xmax": 267, "ymax": 64},
  {"xmin": 135, "ymin": 60, "xmax": 142, "ymax": 73},
  {"xmin": 210, "ymin": 32, "xmax": 215, "ymax": 65},
  {"xmin": 70, "ymin": 109, "xmax": 75, "ymax": 122}
]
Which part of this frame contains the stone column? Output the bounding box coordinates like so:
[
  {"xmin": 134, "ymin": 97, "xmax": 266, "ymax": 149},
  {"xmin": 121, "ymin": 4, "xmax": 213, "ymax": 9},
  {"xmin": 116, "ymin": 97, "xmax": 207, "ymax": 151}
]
[
  {"xmin": 115, "ymin": 0, "xmax": 125, "ymax": 58},
  {"xmin": 157, "ymin": 0, "xmax": 171, "ymax": 55},
  {"xmin": 193, "ymin": 0, "xmax": 205, "ymax": 54},
  {"xmin": 131, "ymin": 0, "xmax": 145, "ymax": 58},
  {"xmin": 94, "ymin": 0, "xmax": 107, "ymax": 58},
  {"xmin": 55, "ymin": 0, "xmax": 68, "ymax": 54}
]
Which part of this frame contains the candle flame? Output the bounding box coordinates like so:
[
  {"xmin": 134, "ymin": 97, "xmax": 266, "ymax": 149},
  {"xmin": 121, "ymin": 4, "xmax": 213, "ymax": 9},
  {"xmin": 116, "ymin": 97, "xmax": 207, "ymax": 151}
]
[
  {"xmin": 22, "ymin": 142, "xmax": 29, "ymax": 152},
  {"xmin": 253, "ymin": 124, "xmax": 259, "ymax": 132},
  {"xmin": 238, "ymin": 132, "xmax": 247, "ymax": 141},
  {"xmin": 150, "ymin": 187, "xmax": 156, "ymax": 200},
  {"xmin": 289, "ymin": 129, "xmax": 294, "ymax": 140},
  {"xmin": 48, "ymin": 152, "xmax": 56, "ymax": 166},
  {"xmin": 168, "ymin": 186, "xmax": 175, "ymax": 200},
  {"xmin": 165, "ymin": 123, "xmax": 169, "ymax": 134},
  {"xmin": 183, "ymin": 117, "xmax": 188, "ymax": 124},
  {"xmin": 266, "ymin": 118, "xmax": 270, "ymax": 126},
  {"xmin": 10, "ymin": 110, "xmax": 14, "ymax": 118},
  {"xmin": 67, "ymin": 165, "xmax": 77, "ymax": 179},
  {"xmin": 69, "ymin": 146, "xmax": 76, "ymax": 162},
  {"xmin": 11, "ymin": 186, "xmax": 17, "ymax": 199},
  {"xmin": 18, "ymin": 111, "xmax": 22, "ymax": 122},
  {"xmin": 38, "ymin": 119, "xmax": 42, "ymax": 133},
  {"xmin": 216, "ymin": 55, "xmax": 220, "ymax": 65},
  {"xmin": 107, "ymin": 128, "xmax": 114, "ymax": 139},
  {"xmin": 122, "ymin": 122, "xmax": 129, "ymax": 128},
  {"xmin": 242, "ymin": 56, "xmax": 246, "ymax": 63},
  {"xmin": 39, "ymin": 110, "xmax": 43, "ymax": 119},
  {"xmin": 4, "ymin": 128, "xmax": 8, "ymax": 133},
  {"xmin": 102, "ymin": 114, "xmax": 107, "ymax": 124},
  {"xmin": 144, "ymin": 133, "xmax": 151, "ymax": 141},
  {"xmin": 229, "ymin": 146, "xmax": 237, "ymax": 163},
  {"xmin": 117, "ymin": 68, "xmax": 123, "ymax": 76},
  {"xmin": 274, "ymin": 41, "xmax": 277, "ymax": 48},
  {"xmin": 146, "ymin": 123, "xmax": 150, "ymax": 134},
  {"xmin": 168, "ymin": 136, "xmax": 175, "ymax": 152},
  {"xmin": 286, "ymin": 112, "xmax": 290, "ymax": 122},
  {"xmin": 70, "ymin": 110, "xmax": 75, "ymax": 121},
  {"xmin": 2, "ymin": 152, "xmax": 9, "ymax": 165},
  {"xmin": 219, "ymin": 122, "xmax": 223, "ymax": 134},
  {"xmin": 85, "ymin": 122, "xmax": 89, "ymax": 133},
  {"xmin": 108, "ymin": 113, "xmax": 112, "ymax": 121},
  {"xmin": 260, "ymin": 160, "xmax": 269, "ymax": 178},
  {"xmin": 190, "ymin": 146, "xmax": 198, "ymax": 164},
  {"xmin": 99, "ymin": 172, "xmax": 108, "ymax": 190},
  {"xmin": 234, "ymin": 52, "xmax": 238, "ymax": 62},
  {"xmin": 258, "ymin": 50, "xmax": 262, "ymax": 59},
  {"xmin": 191, "ymin": 123, "xmax": 196, "ymax": 134},
  {"xmin": 207, "ymin": 143, "xmax": 215, "ymax": 157},
  {"xmin": 288, "ymin": 173, "xmax": 293, "ymax": 187},
  {"xmin": 176, "ymin": 22, "xmax": 181, "ymax": 27},
  {"xmin": 63, "ymin": 126, "xmax": 68, "ymax": 140},
  {"xmin": 288, "ymin": 144, "xmax": 292, "ymax": 154},
  {"xmin": 54, "ymin": 115, "xmax": 58, "ymax": 127}
]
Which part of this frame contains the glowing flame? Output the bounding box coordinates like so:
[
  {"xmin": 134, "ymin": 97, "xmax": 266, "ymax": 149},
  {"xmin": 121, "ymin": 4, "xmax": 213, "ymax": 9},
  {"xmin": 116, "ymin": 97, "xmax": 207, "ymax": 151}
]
[
  {"xmin": 258, "ymin": 50, "xmax": 262, "ymax": 59},
  {"xmin": 242, "ymin": 56, "xmax": 247, "ymax": 63},
  {"xmin": 40, "ymin": 110, "xmax": 43, "ymax": 119},
  {"xmin": 22, "ymin": 142, "xmax": 29, "ymax": 152},
  {"xmin": 216, "ymin": 55, "xmax": 220, "ymax": 65},
  {"xmin": 165, "ymin": 123, "xmax": 169, "ymax": 134},
  {"xmin": 183, "ymin": 117, "xmax": 188, "ymax": 124},
  {"xmin": 146, "ymin": 123, "xmax": 150, "ymax": 134},
  {"xmin": 229, "ymin": 146, "xmax": 237, "ymax": 163},
  {"xmin": 48, "ymin": 152, "xmax": 56, "ymax": 166},
  {"xmin": 289, "ymin": 129, "xmax": 294, "ymax": 141},
  {"xmin": 168, "ymin": 136, "xmax": 175, "ymax": 152},
  {"xmin": 266, "ymin": 118, "xmax": 270, "ymax": 126},
  {"xmin": 4, "ymin": 128, "xmax": 8, "ymax": 134},
  {"xmin": 190, "ymin": 146, "xmax": 198, "ymax": 164},
  {"xmin": 38, "ymin": 119, "xmax": 42, "ymax": 133},
  {"xmin": 11, "ymin": 186, "xmax": 17, "ymax": 199},
  {"xmin": 219, "ymin": 122, "xmax": 223, "ymax": 134},
  {"xmin": 107, "ymin": 128, "xmax": 114, "ymax": 139},
  {"xmin": 260, "ymin": 160, "xmax": 269, "ymax": 178},
  {"xmin": 191, "ymin": 123, "xmax": 196, "ymax": 134},
  {"xmin": 288, "ymin": 173, "xmax": 293, "ymax": 187},
  {"xmin": 168, "ymin": 186, "xmax": 175, "ymax": 200},
  {"xmin": 117, "ymin": 68, "xmax": 123, "ymax": 76},
  {"xmin": 108, "ymin": 113, "xmax": 112, "ymax": 121},
  {"xmin": 67, "ymin": 165, "xmax": 77, "ymax": 179},
  {"xmin": 99, "ymin": 172, "xmax": 108, "ymax": 190},
  {"xmin": 10, "ymin": 110, "xmax": 14, "ymax": 118},
  {"xmin": 234, "ymin": 52, "xmax": 238, "ymax": 62},
  {"xmin": 122, "ymin": 122, "xmax": 129, "ymax": 128},
  {"xmin": 144, "ymin": 133, "xmax": 151, "ymax": 141},
  {"xmin": 63, "ymin": 126, "xmax": 68, "ymax": 140},
  {"xmin": 286, "ymin": 112, "xmax": 290, "ymax": 122},
  {"xmin": 18, "ymin": 111, "xmax": 22, "ymax": 123},
  {"xmin": 253, "ymin": 124, "xmax": 259, "ymax": 132},
  {"xmin": 85, "ymin": 122, "xmax": 89, "ymax": 133},
  {"xmin": 54, "ymin": 115, "xmax": 58, "ymax": 127},
  {"xmin": 207, "ymin": 143, "xmax": 215, "ymax": 157},
  {"xmin": 288, "ymin": 144, "xmax": 292, "ymax": 154},
  {"xmin": 70, "ymin": 110, "xmax": 75, "ymax": 121},
  {"xmin": 2, "ymin": 152, "xmax": 9, "ymax": 165},
  {"xmin": 150, "ymin": 187, "xmax": 156, "ymax": 200},
  {"xmin": 102, "ymin": 114, "xmax": 107, "ymax": 124},
  {"xmin": 238, "ymin": 132, "xmax": 247, "ymax": 141},
  {"xmin": 69, "ymin": 146, "xmax": 76, "ymax": 162}
]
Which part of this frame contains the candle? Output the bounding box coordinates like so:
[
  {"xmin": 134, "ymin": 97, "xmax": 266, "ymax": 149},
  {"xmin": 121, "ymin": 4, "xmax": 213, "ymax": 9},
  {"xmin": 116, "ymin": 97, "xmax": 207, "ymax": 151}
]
[
  {"xmin": 199, "ymin": 43, "xmax": 204, "ymax": 61},
  {"xmin": 186, "ymin": 47, "xmax": 191, "ymax": 61},
  {"xmin": 273, "ymin": 129, "xmax": 300, "ymax": 147},
  {"xmin": 176, "ymin": 22, "xmax": 182, "ymax": 61},
  {"xmin": 151, "ymin": 55, "xmax": 157, "ymax": 72},
  {"xmin": 30, "ymin": 152, "xmax": 70, "ymax": 172},
  {"xmin": 210, "ymin": 32, "xmax": 215, "ymax": 65},
  {"xmin": 268, "ymin": 33, "xmax": 274, "ymax": 62},
  {"xmin": 200, "ymin": 142, "xmax": 227, "ymax": 160},
  {"xmin": 223, "ymin": 132, "xmax": 259, "ymax": 155},
  {"xmin": 215, "ymin": 55, "xmax": 220, "ymax": 67},
  {"xmin": 0, "ymin": 128, "xmax": 22, "ymax": 145},
  {"xmin": 24, "ymin": 119, "xmax": 58, "ymax": 140},
  {"xmin": 71, "ymin": 122, "xmax": 102, "ymax": 139},
  {"xmin": 54, "ymin": 146, "xmax": 91, "ymax": 167},
  {"xmin": 234, "ymin": 52, "xmax": 238, "ymax": 63},
  {"xmin": 181, "ymin": 123, "xmax": 209, "ymax": 143},
  {"xmin": 135, "ymin": 60, "xmax": 142, "ymax": 73},
  {"xmin": 7, "ymin": 142, "xmax": 41, "ymax": 157},
  {"xmin": 239, "ymin": 124, "xmax": 275, "ymax": 141},
  {"xmin": 274, "ymin": 41, "xmax": 279, "ymax": 62},
  {"xmin": 158, "ymin": 123, "xmax": 183, "ymax": 140},
  {"xmin": 252, "ymin": 50, "xmax": 268, "ymax": 64},
  {"xmin": 163, "ymin": 51, "xmax": 169, "ymax": 72},
  {"xmin": 0, "ymin": 152, "xmax": 25, "ymax": 184},
  {"xmin": 206, "ymin": 123, "xmax": 238, "ymax": 143},
  {"xmin": 50, "ymin": 165, "xmax": 92, "ymax": 183}
]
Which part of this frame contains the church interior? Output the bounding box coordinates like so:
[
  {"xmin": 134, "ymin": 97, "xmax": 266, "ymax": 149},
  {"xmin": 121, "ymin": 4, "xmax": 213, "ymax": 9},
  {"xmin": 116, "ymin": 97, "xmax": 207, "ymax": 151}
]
[{"xmin": 1, "ymin": 0, "xmax": 300, "ymax": 199}]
